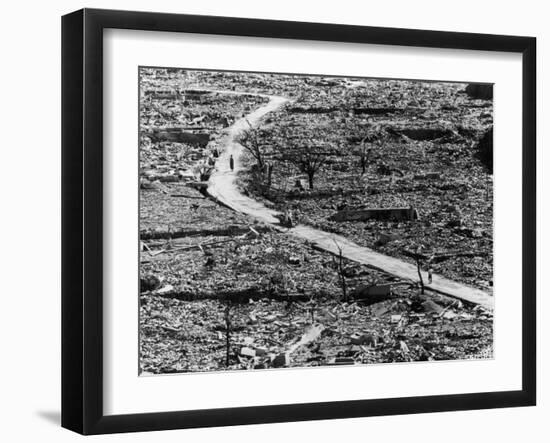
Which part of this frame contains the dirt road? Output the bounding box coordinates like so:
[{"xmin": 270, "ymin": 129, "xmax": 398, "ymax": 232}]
[
  {"xmin": 207, "ymin": 92, "xmax": 494, "ymax": 310},
  {"xmin": 207, "ymin": 93, "xmax": 287, "ymax": 224}
]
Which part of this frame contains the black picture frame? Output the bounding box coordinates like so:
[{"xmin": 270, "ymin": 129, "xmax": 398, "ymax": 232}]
[{"xmin": 61, "ymin": 8, "xmax": 536, "ymax": 435}]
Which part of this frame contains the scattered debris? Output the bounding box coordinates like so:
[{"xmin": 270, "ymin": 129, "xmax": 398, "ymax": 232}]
[
  {"xmin": 350, "ymin": 333, "xmax": 377, "ymax": 347},
  {"xmin": 351, "ymin": 284, "xmax": 393, "ymax": 304},
  {"xmin": 240, "ymin": 347, "xmax": 256, "ymax": 358},
  {"xmin": 375, "ymin": 233, "xmax": 401, "ymax": 246},
  {"xmin": 330, "ymin": 207, "xmax": 419, "ymax": 222},
  {"xmin": 391, "ymin": 314, "xmax": 403, "ymax": 324},
  {"xmin": 288, "ymin": 256, "xmax": 301, "ymax": 265},
  {"xmin": 328, "ymin": 357, "xmax": 355, "ymax": 365},
  {"xmin": 288, "ymin": 324, "xmax": 325, "ymax": 354},
  {"xmin": 140, "ymin": 274, "xmax": 161, "ymax": 292},
  {"xmin": 414, "ymin": 172, "xmax": 441, "ymax": 180},
  {"xmin": 138, "ymin": 69, "xmax": 494, "ymax": 374},
  {"xmin": 422, "ymin": 299, "xmax": 445, "ymax": 315},
  {"xmin": 271, "ymin": 353, "xmax": 289, "ymax": 368}
]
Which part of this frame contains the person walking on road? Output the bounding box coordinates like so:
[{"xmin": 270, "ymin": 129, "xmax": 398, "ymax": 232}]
[
  {"xmin": 229, "ymin": 154, "xmax": 234, "ymax": 172},
  {"xmin": 427, "ymin": 254, "xmax": 434, "ymax": 284}
]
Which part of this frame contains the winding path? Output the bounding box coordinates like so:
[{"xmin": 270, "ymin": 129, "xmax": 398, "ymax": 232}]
[
  {"xmin": 207, "ymin": 93, "xmax": 286, "ymax": 224},
  {"xmin": 207, "ymin": 92, "xmax": 494, "ymax": 310}
]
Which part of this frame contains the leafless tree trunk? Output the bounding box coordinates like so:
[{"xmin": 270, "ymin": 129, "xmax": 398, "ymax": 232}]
[
  {"xmin": 266, "ymin": 162, "xmax": 273, "ymax": 188},
  {"xmin": 237, "ymin": 120, "xmax": 265, "ymax": 170},
  {"xmin": 416, "ymin": 258, "xmax": 425, "ymax": 295},
  {"xmin": 290, "ymin": 148, "xmax": 329, "ymax": 190},
  {"xmin": 333, "ymin": 239, "xmax": 348, "ymax": 302},
  {"xmin": 306, "ymin": 170, "xmax": 315, "ymax": 189},
  {"xmin": 358, "ymin": 137, "xmax": 372, "ymax": 176}
]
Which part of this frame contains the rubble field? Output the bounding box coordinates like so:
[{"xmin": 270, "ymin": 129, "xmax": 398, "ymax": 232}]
[
  {"xmin": 140, "ymin": 292, "xmax": 493, "ymax": 374},
  {"xmin": 140, "ymin": 183, "xmax": 492, "ymax": 373},
  {"xmin": 237, "ymin": 78, "xmax": 493, "ymax": 290},
  {"xmin": 139, "ymin": 68, "xmax": 493, "ymax": 374}
]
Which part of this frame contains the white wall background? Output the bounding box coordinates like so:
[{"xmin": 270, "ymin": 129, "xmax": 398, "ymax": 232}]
[{"xmin": 0, "ymin": 0, "xmax": 546, "ymax": 441}]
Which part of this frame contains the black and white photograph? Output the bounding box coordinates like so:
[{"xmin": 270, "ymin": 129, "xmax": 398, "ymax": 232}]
[
  {"xmin": 1, "ymin": 0, "xmax": 546, "ymax": 439},
  {"xmin": 138, "ymin": 67, "xmax": 494, "ymax": 374}
]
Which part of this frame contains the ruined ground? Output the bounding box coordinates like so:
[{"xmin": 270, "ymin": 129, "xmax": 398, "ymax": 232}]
[
  {"xmin": 238, "ymin": 79, "xmax": 493, "ymax": 290},
  {"xmin": 139, "ymin": 68, "xmax": 493, "ymax": 374},
  {"xmin": 140, "ymin": 186, "xmax": 492, "ymax": 373}
]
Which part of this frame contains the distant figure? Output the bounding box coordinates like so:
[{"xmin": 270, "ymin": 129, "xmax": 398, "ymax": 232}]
[
  {"xmin": 427, "ymin": 254, "xmax": 434, "ymax": 284},
  {"xmin": 287, "ymin": 210, "xmax": 294, "ymax": 228},
  {"xmin": 282, "ymin": 208, "xmax": 294, "ymax": 228},
  {"xmin": 229, "ymin": 155, "xmax": 234, "ymax": 171}
]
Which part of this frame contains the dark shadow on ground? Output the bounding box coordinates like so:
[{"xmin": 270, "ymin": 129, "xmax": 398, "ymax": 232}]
[{"xmin": 36, "ymin": 410, "xmax": 60, "ymax": 426}]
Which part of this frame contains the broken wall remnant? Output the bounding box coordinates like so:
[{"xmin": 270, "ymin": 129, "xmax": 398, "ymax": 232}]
[
  {"xmin": 294, "ymin": 178, "xmax": 309, "ymax": 190},
  {"xmin": 144, "ymin": 89, "xmax": 183, "ymax": 100},
  {"xmin": 329, "ymin": 206, "xmax": 419, "ymax": 222},
  {"xmin": 375, "ymin": 232, "xmax": 401, "ymax": 246},
  {"xmin": 288, "ymin": 105, "xmax": 337, "ymax": 114},
  {"xmin": 350, "ymin": 284, "xmax": 392, "ymax": 304},
  {"xmin": 397, "ymin": 127, "xmax": 456, "ymax": 141},
  {"xmin": 465, "ymin": 83, "xmax": 493, "ymax": 100},
  {"xmin": 414, "ymin": 172, "xmax": 441, "ymax": 180},
  {"xmin": 289, "ymin": 106, "xmax": 404, "ymax": 116},
  {"xmin": 145, "ymin": 89, "xmax": 213, "ymax": 101},
  {"xmin": 147, "ymin": 128, "xmax": 210, "ymax": 147},
  {"xmin": 182, "ymin": 89, "xmax": 212, "ymax": 97},
  {"xmin": 352, "ymin": 107, "xmax": 404, "ymax": 115}
]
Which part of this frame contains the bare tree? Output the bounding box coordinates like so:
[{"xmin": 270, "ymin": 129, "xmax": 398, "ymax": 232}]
[
  {"xmin": 285, "ymin": 144, "xmax": 332, "ymax": 190},
  {"xmin": 333, "ymin": 239, "xmax": 348, "ymax": 302},
  {"xmin": 415, "ymin": 256, "xmax": 425, "ymax": 295},
  {"xmin": 237, "ymin": 120, "xmax": 265, "ymax": 171},
  {"xmin": 403, "ymin": 247, "xmax": 426, "ymax": 295},
  {"xmin": 266, "ymin": 162, "xmax": 273, "ymax": 188},
  {"xmin": 356, "ymin": 136, "xmax": 372, "ymax": 176},
  {"xmin": 351, "ymin": 121, "xmax": 386, "ymax": 176},
  {"xmin": 408, "ymin": 247, "xmax": 426, "ymax": 295}
]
